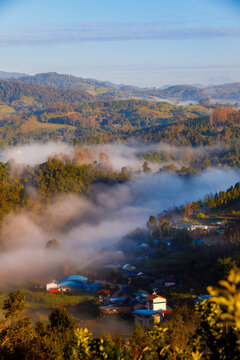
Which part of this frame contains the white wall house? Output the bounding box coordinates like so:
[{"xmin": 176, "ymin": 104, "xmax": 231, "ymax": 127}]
[
  {"xmin": 46, "ymin": 280, "xmax": 58, "ymax": 291},
  {"xmin": 146, "ymin": 294, "xmax": 167, "ymax": 311}
]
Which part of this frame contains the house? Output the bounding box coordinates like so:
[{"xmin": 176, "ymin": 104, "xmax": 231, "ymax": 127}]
[
  {"xmin": 57, "ymin": 275, "xmax": 88, "ymax": 290},
  {"xmin": 139, "ymin": 243, "xmax": 149, "ymax": 250},
  {"xmin": 151, "ymin": 278, "xmax": 176, "ymax": 290},
  {"xmin": 132, "ymin": 309, "xmax": 162, "ymax": 328},
  {"xmin": 131, "ymin": 299, "xmax": 146, "ymax": 311},
  {"xmin": 100, "ymin": 305, "xmax": 119, "ymax": 314},
  {"xmin": 173, "ymin": 224, "xmax": 208, "ymax": 231},
  {"xmin": 146, "ymin": 294, "xmax": 167, "ymax": 311},
  {"xmin": 98, "ymin": 289, "xmax": 110, "ymax": 303},
  {"xmin": 46, "ymin": 274, "xmax": 97, "ymax": 293},
  {"xmin": 188, "ymin": 225, "xmax": 208, "ymax": 231},
  {"xmin": 109, "ymin": 297, "xmax": 127, "ymax": 304},
  {"xmin": 164, "ymin": 280, "xmax": 176, "ymax": 287},
  {"xmin": 122, "ymin": 264, "xmax": 136, "ymax": 271},
  {"xmin": 97, "ymin": 289, "xmax": 110, "ymax": 296},
  {"xmin": 132, "ymin": 292, "xmax": 173, "ymax": 328},
  {"xmin": 50, "ymin": 289, "xmax": 58, "ymax": 294},
  {"xmin": 46, "ymin": 280, "xmax": 58, "ymax": 292},
  {"xmin": 123, "ymin": 271, "xmax": 138, "ymax": 278},
  {"xmin": 118, "ymin": 304, "xmax": 133, "ymax": 313},
  {"xmin": 58, "ymin": 285, "xmax": 71, "ymax": 292}
]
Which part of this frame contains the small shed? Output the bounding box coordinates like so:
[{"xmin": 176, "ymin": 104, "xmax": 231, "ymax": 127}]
[{"xmin": 58, "ymin": 285, "xmax": 71, "ymax": 292}]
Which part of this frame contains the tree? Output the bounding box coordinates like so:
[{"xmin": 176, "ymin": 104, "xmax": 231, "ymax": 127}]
[
  {"xmin": 142, "ymin": 161, "xmax": 151, "ymax": 173},
  {"xmin": 49, "ymin": 308, "xmax": 76, "ymax": 333},
  {"xmin": 48, "ymin": 308, "xmax": 77, "ymax": 359},
  {"xmin": 45, "ymin": 238, "xmax": 60, "ymax": 250},
  {"xmin": 171, "ymin": 229, "xmax": 192, "ymax": 250},
  {"xmin": 0, "ymin": 291, "xmax": 35, "ymax": 360},
  {"xmin": 3, "ymin": 290, "xmax": 25, "ymax": 320}
]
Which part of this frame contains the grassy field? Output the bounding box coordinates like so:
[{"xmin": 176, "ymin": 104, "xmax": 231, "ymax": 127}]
[
  {"xmin": 0, "ymin": 290, "xmax": 95, "ymax": 310},
  {"xmin": 23, "ymin": 290, "xmax": 95, "ymax": 309},
  {"xmin": 20, "ymin": 116, "xmax": 76, "ymax": 133}
]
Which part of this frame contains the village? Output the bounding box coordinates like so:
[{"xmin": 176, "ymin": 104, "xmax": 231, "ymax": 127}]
[
  {"xmin": 46, "ymin": 267, "xmax": 176, "ymax": 329},
  {"xmin": 39, "ymin": 215, "xmax": 229, "ymax": 331}
]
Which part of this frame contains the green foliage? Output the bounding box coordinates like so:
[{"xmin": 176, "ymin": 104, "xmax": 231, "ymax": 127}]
[
  {"xmin": 194, "ymin": 268, "xmax": 240, "ymax": 359},
  {"xmin": 171, "ymin": 229, "xmax": 193, "ymax": 250},
  {"xmin": 143, "ymin": 161, "xmax": 151, "ymax": 173},
  {"xmin": 208, "ymin": 269, "xmax": 240, "ymax": 331},
  {"xmin": 24, "ymin": 290, "xmax": 94, "ymax": 310},
  {"xmin": 49, "ymin": 308, "xmax": 76, "ymax": 333},
  {"xmin": 0, "ymin": 158, "xmax": 128, "ymax": 219},
  {"xmin": 2, "ymin": 271, "xmax": 240, "ymax": 359},
  {"xmin": 3, "ymin": 290, "xmax": 25, "ymax": 320},
  {"xmin": 0, "ymin": 79, "xmax": 95, "ymax": 106},
  {"xmin": 0, "ymin": 95, "xmax": 211, "ymax": 147}
]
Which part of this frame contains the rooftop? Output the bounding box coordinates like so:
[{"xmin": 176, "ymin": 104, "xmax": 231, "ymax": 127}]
[{"xmin": 146, "ymin": 294, "xmax": 166, "ymax": 301}]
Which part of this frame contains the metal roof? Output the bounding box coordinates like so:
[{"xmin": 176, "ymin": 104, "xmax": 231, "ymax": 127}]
[
  {"xmin": 132, "ymin": 309, "xmax": 156, "ymax": 316},
  {"xmin": 59, "ymin": 275, "xmax": 88, "ymax": 283},
  {"xmin": 146, "ymin": 294, "xmax": 166, "ymax": 301}
]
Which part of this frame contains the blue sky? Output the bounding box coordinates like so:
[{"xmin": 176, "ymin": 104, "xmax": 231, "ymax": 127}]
[{"xmin": 0, "ymin": 0, "xmax": 240, "ymax": 86}]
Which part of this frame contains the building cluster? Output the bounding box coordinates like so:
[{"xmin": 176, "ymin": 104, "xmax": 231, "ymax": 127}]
[
  {"xmin": 46, "ymin": 266, "xmax": 175, "ymax": 329},
  {"xmin": 46, "ymin": 275, "xmax": 101, "ymax": 293},
  {"xmin": 100, "ymin": 290, "xmax": 172, "ymax": 329},
  {"xmin": 173, "ymin": 221, "xmax": 224, "ymax": 234}
]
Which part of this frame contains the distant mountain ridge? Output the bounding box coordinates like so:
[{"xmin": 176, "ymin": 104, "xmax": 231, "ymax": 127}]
[
  {"xmin": 0, "ymin": 71, "xmax": 240, "ymax": 102},
  {"xmin": 15, "ymin": 72, "xmax": 240, "ymax": 102},
  {"xmin": 0, "ymin": 71, "xmax": 28, "ymax": 79}
]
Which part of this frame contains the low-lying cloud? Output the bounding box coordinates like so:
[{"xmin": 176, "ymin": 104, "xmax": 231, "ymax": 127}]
[
  {"xmin": 0, "ymin": 141, "xmax": 227, "ymax": 171},
  {"xmin": 0, "ymin": 142, "xmax": 239, "ymax": 288}
]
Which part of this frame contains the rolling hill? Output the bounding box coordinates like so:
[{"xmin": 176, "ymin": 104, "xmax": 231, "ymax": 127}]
[
  {"xmin": 0, "ymin": 71, "xmax": 28, "ymax": 79},
  {"xmin": 15, "ymin": 72, "xmax": 240, "ymax": 103},
  {"xmin": 0, "ymin": 79, "xmax": 96, "ymax": 107}
]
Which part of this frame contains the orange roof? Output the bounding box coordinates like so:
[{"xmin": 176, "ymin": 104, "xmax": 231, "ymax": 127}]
[{"xmin": 146, "ymin": 294, "xmax": 166, "ymax": 301}]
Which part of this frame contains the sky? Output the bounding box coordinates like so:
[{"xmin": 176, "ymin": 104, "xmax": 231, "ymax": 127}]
[{"xmin": 0, "ymin": 0, "xmax": 240, "ymax": 86}]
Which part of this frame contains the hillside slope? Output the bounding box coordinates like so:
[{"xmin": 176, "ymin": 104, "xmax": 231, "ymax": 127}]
[
  {"xmin": 0, "ymin": 71, "xmax": 28, "ymax": 79},
  {"xmin": 0, "ymin": 79, "xmax": 96, "ymax": 107},
  {"xmin": 16, "ymin": 72, "xmax": 240, "ymax": 102}
]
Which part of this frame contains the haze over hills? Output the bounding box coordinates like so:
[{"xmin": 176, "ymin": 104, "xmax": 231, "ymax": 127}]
[
  {"xmin": 13, "ymin": 71, "xmax": 240, "ymax": 103},
  {"xmin": 0, "ymin": 71, "xmax": 240, "ymax": 103},
  {"xmin": 0, "ymin": 71, "xmax": 27, "ymax": 79}
]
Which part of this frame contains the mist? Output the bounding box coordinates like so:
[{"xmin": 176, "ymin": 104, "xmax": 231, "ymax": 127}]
[
  {"xmin": 0, "ymin": 141, "xmax": 227, "ymax": 171},
  {"xmin": 0, "ymin": 142, "xmax": 239, "ymax": 288}
]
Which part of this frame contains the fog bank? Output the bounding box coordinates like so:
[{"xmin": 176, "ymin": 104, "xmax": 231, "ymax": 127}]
[
  {"xmin": 0, "ymin": 141, "xmax": 226, "ymax": 171},
  {"xmin": 0, "ymin": 142, "xmax": 239, "ymax": 288}
]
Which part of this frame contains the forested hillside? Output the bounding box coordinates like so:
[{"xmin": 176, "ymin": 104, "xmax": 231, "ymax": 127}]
[
  {"xmin": 0, "ymin": 156, "xmax": 129, "ymax": 219},
  {"xmin": 132, "ymin": 106, "xmax": 240, "ymax": 144},
  {"xmin": 1, "ymin": 77, "xmax": 240, "ymax": 171},
  {"xmin": 0, "ymin": 71, "xmax": 27, "ymax": 79},
  {"xmin": 0, "ymin": 97, "xmax": 210, "ymax": 146},
  {"xmin": 0, "ymin": 79, "xmax": 96, "ymax": 107},
  {"xmin": 15, "ymin": 71, "xmax": 240, "ymax": 102}
]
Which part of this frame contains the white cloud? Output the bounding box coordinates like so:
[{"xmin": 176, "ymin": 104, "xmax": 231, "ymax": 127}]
[{"xmin": 1, "ymin": 23, "xmax": 240, "ymax": 47}]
